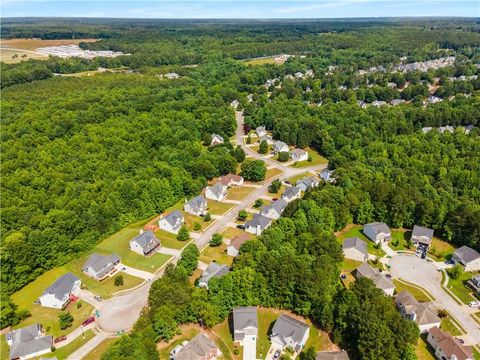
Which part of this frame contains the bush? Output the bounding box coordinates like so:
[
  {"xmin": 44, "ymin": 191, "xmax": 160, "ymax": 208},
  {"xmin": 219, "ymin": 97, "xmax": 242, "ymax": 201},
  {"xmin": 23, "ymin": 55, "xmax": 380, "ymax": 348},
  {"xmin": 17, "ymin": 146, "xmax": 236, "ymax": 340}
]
[
  {"xmin": 58, "ymin": 312, "xmax": 74, "ymax": 330},
  {"xmin": 238, "ymin": 210, "xmax": 248, "ymax": 221},
  {"xmin": 437, "ymin": 309, "xmax": 448, "ymax": 318},
  {"xmin": 278, "ymin": 151, "xmax": 290, "ymax": 162},
  {"xmin": 114, "ymin": 274, "xmax": 124, "ymax": 287},
  {"xmin": 177, "ymin": 225, "xmax": 190, "ymax": 241},
  {"xmin": 307, "ymin": 155, "xmax": 313, "ymax": 162},
  {"xmin": 203, "ymin": 213, "xmax": 211, "ymax": 222},
  {"xmin": 210, "ymin": 233, "xmax": 223, "ymax": 247},
  {"xmin": 258, "ymin": 140, "xmax": 268, "ymax": 154},
  {"xmin": 193, "ymin": 222, "xmax": 201, "ymax": 231},
  {"xmin": 246, "ymin": 135, "xmax": 252, "ymax": 144},
  {"xmin": 254, "ymin": 199, "xmax": 264, "ymax": 208},
  {"xmin": 268, "ymin": 179, "xmax": 282, "ymax": 193}
]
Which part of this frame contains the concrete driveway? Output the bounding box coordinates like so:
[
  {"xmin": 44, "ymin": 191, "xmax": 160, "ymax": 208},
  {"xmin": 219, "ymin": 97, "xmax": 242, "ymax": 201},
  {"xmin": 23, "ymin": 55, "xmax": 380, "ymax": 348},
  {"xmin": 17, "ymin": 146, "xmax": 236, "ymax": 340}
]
[
  {"xmin": 389, "ymin": 255, "xmax": 480, "ymax": 345},
  {"xmin": 117, "ymin": 264, "xmax": 154, "ymax": 281},
  {"xmin": 242, "ymin": 335, "xmax": 257, "ymax": 360}
]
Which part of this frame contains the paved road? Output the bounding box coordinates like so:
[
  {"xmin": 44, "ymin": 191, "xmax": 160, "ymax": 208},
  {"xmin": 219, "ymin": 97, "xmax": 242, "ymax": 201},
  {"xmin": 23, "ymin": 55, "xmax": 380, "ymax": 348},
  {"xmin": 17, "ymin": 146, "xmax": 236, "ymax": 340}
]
[{"xmin": 389, "ymin": 255, "xmax": 480, "ymax": 345}]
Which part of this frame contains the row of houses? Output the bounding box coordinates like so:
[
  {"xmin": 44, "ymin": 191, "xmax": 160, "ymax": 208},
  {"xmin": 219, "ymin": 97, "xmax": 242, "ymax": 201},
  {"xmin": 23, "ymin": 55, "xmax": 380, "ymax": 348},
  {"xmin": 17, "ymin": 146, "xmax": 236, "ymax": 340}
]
[
  {"xmin": 422, "ymin": 124, "xmax": 475, "ymax": 135},
  {"xmin": 255, "ymin": 126, "xmax": 310, "ymax": 162}
]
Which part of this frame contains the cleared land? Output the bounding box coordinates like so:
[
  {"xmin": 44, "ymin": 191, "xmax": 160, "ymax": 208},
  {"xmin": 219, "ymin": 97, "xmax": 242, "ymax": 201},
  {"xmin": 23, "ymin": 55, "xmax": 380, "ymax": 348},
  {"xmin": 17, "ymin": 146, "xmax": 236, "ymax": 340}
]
[
  {"xmin": 1, "ymin": 48, "xmax": 48, "ymax": 63},
  {"xmin": 243, "ymin": 57, "xmax": 276, "ymax": 66}
]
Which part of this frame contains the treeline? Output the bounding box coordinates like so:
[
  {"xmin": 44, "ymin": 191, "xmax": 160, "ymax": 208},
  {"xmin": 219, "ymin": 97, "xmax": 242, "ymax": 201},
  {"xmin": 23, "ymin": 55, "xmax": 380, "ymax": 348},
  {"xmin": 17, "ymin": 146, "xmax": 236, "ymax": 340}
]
[
  {"xmin": 1, "ymin": 74, "xmax": 238, "ymax": 300},
  {"xmin": 246, "ymin": 98, "xmax": 480, "ymax": 249}
]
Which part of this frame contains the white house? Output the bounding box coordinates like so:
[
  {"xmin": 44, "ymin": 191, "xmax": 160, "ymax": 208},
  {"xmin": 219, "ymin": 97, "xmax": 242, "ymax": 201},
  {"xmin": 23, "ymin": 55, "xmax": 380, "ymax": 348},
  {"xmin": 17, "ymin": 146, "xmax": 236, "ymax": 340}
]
[
  {"xmin": 259, "ymin": 134, "xmax": 273, "ymax": 144},
  {"xmin": 184, "ymin": 195, "xmax": 208, "ymax": 216},
  {"xmin": 342, "ymin": 237, "xmax": 368, "ymax": 262},
  {"xmin": 260, "ymin": 199, "xmax": 287, "ymax": 219},
  {"xmin": 273, "ymin": 141, "xmax": 289, "ymax": 154},
  {"xmin": 6, "ymin": 324, "xmax": 52, "ymax": 360},
  {"xmin": 205, "ymin": 182, "xmax": 228, "ymax": 201},
  {"xmin": 230, "ymin": 99, "xmax": 239, "ymax": 109},
  {"xmin": 355, "ymin": 263, "xmax": 395, "ymax": 296},
  {"xmin": 290, "ymin": 148, "xmax": 309, "ymax": 162},
  {"xmin": 159, "ymin": 210, "xmax": 184, "ymax": 234},
  {"xmin": 296, "ymin": 176, "xmax": 319, "ymax": 192},
  {"xmin": 452, "ymin": 246, "xmax": 480, "ymax": 272},
  {"xmin": 82, "ymin": 253, "xmax": 120, "ymax": 281},
  {"xmin": 363, "ymin": 222, "xmax": 391, "ymax": 244},
  {"xmin": 39, "ymin": 273, "xmax": 81, "ymax": 309},
  {"xmin": 210, "ymin": 134, "xmax": 224, "ymax": 146},
  {"xmin": 219, "ymin": 173, "xmax": 244, "ymax": 187},
  {"xmin": 395, "ymin": 291, "xmax": 441, "ymax": 333},
  {"xmin": 427, "ymin": 327, "xmax": 473, "ymax": 360},
  {"xmin": 282, "ymin": 186, "xmax": 301, "ymax": 203},
  {"xmin": 227, "ymin": 233, "xmax": 250, "ymax": 257},
  {"xmin": 129, "ymin": 230, "xmax": 161, "ymax": 256},
  {"xmin": 245, "ymin": 214, "xmax": 272, "ymax": 235},
  {"xmin": 256, "ymin": 126, "xmax": 267, "ymax": 137},
  {"xmin": 270, "ymin": 314, "xmax": 310, "ymax": 352}
]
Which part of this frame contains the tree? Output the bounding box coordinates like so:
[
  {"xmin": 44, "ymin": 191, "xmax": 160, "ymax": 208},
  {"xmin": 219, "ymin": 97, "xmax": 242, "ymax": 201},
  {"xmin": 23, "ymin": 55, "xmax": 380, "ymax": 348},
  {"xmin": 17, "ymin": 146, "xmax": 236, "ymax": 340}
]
[
  {"xmin": 210, "ymin": 233, "xmax": 223, "ymax": 247},
  {"xmin": 58, "ymin": 312, "xmax": 74, "ymax": 330},
  {"xmin": 254, "ymin": 199, "xmax": 264, "ymax": 208},
  {"xmin": 277, "ymin": 151, "xmax": 290, "ymax": 162},
  {"xmin": 114, "ymin": 274, "xmax": 124, "ymax": 287},
  {"xmin": 241, "ymin": 160, "xmax": 266, "ymax": 181},
  {"xmin": 193, "ymin": 222, "xmax": 201, "ymax": 231},
  {"xmin": 238, "ymin": 210, "xmax": 248, "ymax": 221},
  {"xmin": 268, "ymin": 179, "xmax": 282, "ymax": 193},
  {"xmin": 447, "ymin": 264, "xmax": 463, "ymax": 280},
  {"xmin": 298, "ymin": 347, "xmax": 316, "ymax": 360},
  {"xmin": 233, "ymin": 146, "xmax": 246, "ymax": 162},
  {"xmin": 177, "ymin": 244, "xmax": 200, "ymax": 275},
  {"xmin": 203, "ymin": 213, "xmax": 212, "ymax": 222},
  {"xmin": 177, "ymin": 225, "xmax": 190, "ymax": 241},
  {"xmin": 258, "ymin": 140, "xmax": 268, "ymax": 154}
]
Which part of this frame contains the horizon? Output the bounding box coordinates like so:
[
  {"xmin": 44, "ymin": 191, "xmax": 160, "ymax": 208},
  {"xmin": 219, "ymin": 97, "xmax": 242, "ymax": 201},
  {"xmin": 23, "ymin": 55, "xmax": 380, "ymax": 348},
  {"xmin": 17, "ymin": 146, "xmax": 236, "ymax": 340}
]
[{"xmin": 2, "ymin": 0, "xmax": 479, "ymax": 19}]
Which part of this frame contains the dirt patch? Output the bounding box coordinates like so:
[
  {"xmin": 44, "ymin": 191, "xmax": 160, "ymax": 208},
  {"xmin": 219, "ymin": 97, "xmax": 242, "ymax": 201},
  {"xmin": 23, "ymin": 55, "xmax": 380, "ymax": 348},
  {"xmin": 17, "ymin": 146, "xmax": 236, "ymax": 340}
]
[{"xmin": 0, "ymin": 38, "xmax": 97, "ymax": 51}]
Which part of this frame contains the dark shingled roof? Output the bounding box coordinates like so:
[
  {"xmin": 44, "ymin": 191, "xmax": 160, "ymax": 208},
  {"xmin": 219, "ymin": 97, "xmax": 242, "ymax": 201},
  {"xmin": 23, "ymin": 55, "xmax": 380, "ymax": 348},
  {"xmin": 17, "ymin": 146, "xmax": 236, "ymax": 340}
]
[{"xmin": 42, "ymin": 273, "xmax": 79, "ymax": 301}]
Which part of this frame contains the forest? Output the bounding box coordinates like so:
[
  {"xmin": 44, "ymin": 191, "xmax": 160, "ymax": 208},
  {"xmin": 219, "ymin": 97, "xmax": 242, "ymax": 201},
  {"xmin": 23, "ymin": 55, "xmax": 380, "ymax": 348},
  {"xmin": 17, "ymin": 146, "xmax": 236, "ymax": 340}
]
[{"xmin": 1, "ymin": 18, "xmax": 480, "ymax": 358}]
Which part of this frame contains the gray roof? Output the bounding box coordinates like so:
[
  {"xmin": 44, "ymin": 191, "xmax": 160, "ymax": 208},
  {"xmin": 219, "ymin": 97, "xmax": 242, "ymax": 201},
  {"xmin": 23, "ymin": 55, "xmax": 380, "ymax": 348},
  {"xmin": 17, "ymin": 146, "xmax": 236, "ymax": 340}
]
[
  {"xmin": 199, "ymin": 262, "xmax": 229, "ymax": 285},
  {"xmin": 396, "ymin": 291, "xmax": 441, "ymax": 326},
  {"xmin": 297, "ymin": 176, "xmax": 319, "ymax": 189},
  {"xmin": 454, "ymin": 246, "xmax": 480, "ymax": 264},
  {"xmin": 260, "ymin": 135, "xmax": 272, "ymax": 143},
  {"xmin": 282, "ymin": 186, "xmax": 301, "ymax": 200},
  {"xmin": 211, "ymin": 133, "xmax": 224, "ymax": 142},
  {"xmin": 7, "ymin": 324, "xmax": 52, "ymax": 360},
  {"xmin": 130, "ymin": 230, "xmax": 160, "ymax": 253},
  {"xmin": 390, "ymin": 99, "xmax": 405, "ymax": 106},
  {"xmin": 175, "ymin": 333, "xmax": 219, "ymax": 360},
  {"xmin": 245, "ymin": 214, "xmax": 272, "ymax": 230},
  {"xmin": 364, "ymin": 222, "xmax": 390, "ymax": 236},
  {"xmin": 342, "ymin": 237, "xmax": 367, "ymax": 255},
  {"xmin": 208, "ymin": 182, "xmax": 227, "ymax": 198},
  {"xmin": 271, "ymin": 314, "xmax": 309, "ymax": 347},
  {"xmin": 82, "ymin": 253, "xmax": 120, "ymax": 278},
  {"xmin": 356, "ymin": 263, "xmax": 394, "ymax": 291},
  {"xmin": 256, "ymin": 126, "xmax": 266, "ymax": 133},
  {"xmin": 233, "ymin": 307, "xmax": 258, "ymax": 332},
  {"xmin": 261, "ymin": 199, "xmax": 287, "ymax": 216},
  {"xmin": 163, "ymin": 210, "xmax": 184, "ymax": 228},
  {"xmin": 186, "ymin": 195, "xmax": 207, "ymax": 212},
  {"xmin": 42, "ymin": 273, "xmax": 79, "ymax": 301},
  {"xmin": 273, "ymin": 140, "xmax": 288, "ymax": 151},
  {"xmin": 316, "ymin": 351, "xmax": 350, "ymax": 360},
  {"xmin": 412, "ymin": 225, "xmax": 434, "ymax": 242},
  {"xmin": 291, "ymin": 148, "xmax": 307, "ymax": 157}
]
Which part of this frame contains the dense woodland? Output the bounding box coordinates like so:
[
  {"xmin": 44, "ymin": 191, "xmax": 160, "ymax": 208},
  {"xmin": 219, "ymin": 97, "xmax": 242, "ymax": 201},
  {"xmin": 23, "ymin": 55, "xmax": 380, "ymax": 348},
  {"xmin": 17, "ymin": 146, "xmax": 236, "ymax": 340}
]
[{"xmin": 1, "ymin": 18, "xmax": 480, "ymax": 358}]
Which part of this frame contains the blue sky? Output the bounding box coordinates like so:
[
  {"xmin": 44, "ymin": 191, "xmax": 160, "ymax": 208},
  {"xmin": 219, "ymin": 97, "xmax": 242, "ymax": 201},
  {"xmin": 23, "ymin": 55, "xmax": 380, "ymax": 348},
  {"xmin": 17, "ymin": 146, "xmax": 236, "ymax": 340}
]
[{"xmin": 2, "ymin": 0, "xmax": 479, "ymax": 18}]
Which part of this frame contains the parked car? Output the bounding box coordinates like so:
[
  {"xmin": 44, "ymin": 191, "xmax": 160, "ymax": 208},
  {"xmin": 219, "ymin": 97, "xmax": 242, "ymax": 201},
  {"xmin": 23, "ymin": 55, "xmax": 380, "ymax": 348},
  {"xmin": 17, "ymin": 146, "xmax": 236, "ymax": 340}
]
[
  {"xmin": 468, "ymin": 301, "xmax": 480, "ymax": 308},
  {"xmin": 94, "ymin": 295, "xmax": 102, "ymax": 302},
  {"xmin": 421, "ymin": 253, "xmax": 426, "ymax": 259},
  {"xmin": 340, "ymin": 274, "xmax": 347, "ymax": 279},
  {"xmin": 53, "ymin": 335, "xmax": 66, "ymax": 344},
  {"xmin": 236, "ymin": 224, "xmax": 245, "ymax": 230},
  {"xmin": 284, "ymin": 181, "xmax": 291, "ymax": 185},
  {"xmin": 273, "ymin": 350, "xmax": 281, "ymax": 360},
  {"xmin": 82, "ymin": 317, "xmax": 95, "ymax": 326},
  {"xmin": 385, "ymin": 274, "xmax": 392, "ymax": 278},
  {"xmin": 272, "ymin": 198, "xmax": 278, "ymax": 201}
]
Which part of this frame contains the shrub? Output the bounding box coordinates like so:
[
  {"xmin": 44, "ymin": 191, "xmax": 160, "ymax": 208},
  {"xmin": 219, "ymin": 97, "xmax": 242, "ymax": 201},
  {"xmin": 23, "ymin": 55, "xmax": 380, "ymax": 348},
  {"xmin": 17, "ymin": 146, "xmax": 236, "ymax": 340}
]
[
  {"xmin": 268, "ymin": 179, "xmax": 282, "ymax": 193},
  {"xmin": 254, "ymin": 199, "xmax": 264, "ymax": 208},
  {"xmin": 278, "ymin": 151, "xmax": 290, "ymax": 162},
  {"xmin": 114, "ymin": 274, "xmax": 124, "ymax": 287},
  {"xmin": 177, "ymin": 225, "xmax": 190, "ymax": 241},
  {"xmin": 203, "ymin": 213, "xmax": 211, "ymax": 222},
  {"xmin": 76, "ymin": 301, "xmax": 82, "ymax": 309},
  {"xmin": 58, "ymin": 312, "xmax": 74, "ymax": 330},
  {"xmin": 210, "ymin": 233, "xmax": 223, "ymax": 247},
  {"xmin": 238, "ymin": 210, "xmax": 248, "ymax": 221},
  {"xmin": 258, "ymin": 140, "xmax": 268, "ymax": 154},
  {"xmin": 193, "ymin": 222, "xmax": 201, "ymax": 231},
  {"xmin": 447, "ymin": 264, "xmax": 463, "ymax": 280}
]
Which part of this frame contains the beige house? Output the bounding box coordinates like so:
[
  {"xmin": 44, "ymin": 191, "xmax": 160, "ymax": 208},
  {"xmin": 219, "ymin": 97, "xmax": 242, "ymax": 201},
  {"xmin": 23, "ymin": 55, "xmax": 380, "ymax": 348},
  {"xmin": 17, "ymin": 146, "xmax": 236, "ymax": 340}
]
[
  {"xmin": 452, "ymin": 246, "xmax": 480, "ymax": 272},
  {"xmin": 395, "ymin": 291, "xmax": 441, "ymax": 333}
]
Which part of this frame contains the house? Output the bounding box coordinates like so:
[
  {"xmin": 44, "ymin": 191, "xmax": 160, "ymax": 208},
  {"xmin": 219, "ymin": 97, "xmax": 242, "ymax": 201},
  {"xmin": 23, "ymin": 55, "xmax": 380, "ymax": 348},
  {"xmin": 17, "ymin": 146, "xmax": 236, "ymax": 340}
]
[
  {"xmin": 227, "ymin": 233, "xmax": 250, "ymax": 257},
  {"xmin": 319, "ymin": 169, "xmax": 335, "ymax": 183},
  {"xmin": 260, "ymin": 199, "xmax": 287, "ymax": 219},
  {"xmin": 427, "ymin": 327, "xmax": 473, "ymax": 360},
  {"xmin": 233, "ymin": 306, "xmax": 258, "ymax": 344},
  {"xmin": 355, "ymin": 263, "xmax": 395, "ymax": 296},
  {"xmin": 256, "ymin": 126, "xmax": 267, "ymax": 137},
  {"xmin": 315, "ymin": 351, "xmax": 350, "ymax": 360},
  {"xmin": 39, "ymin": 273, "xmax": 81, "ymax": 309},
  {"xmin": 245, "ymin": 214, "xmax": 272, "ymax": 235},
  {"xmin": 164, "ymin": 72, "xmax": 180, "ymax": 79},
  {"xmin": 342, "ymin": 237, "xmax": 368, "ymax": 262},
  {"xmin": 159, "ymin": 210, "xmax": 184, "ymax": 234},
  {"xmin": 390, "ymin": 99, "xmax": 405, "ymax": 106},
  {"xmin": 294, "ymin": 72, "xmax": 304, "ymax": 79},
  {"xmin": 422, "ymin": 127, "xmax": 433, "ymax": 134},
  {"xmin": 219, "ymin": 174, "xmax": 244, "ymax": 187},
  {"xmin": 363, "ymin": 222, "xmax": 391, "ymax": 244},
  {"xmin": 82, "ymin": 253, "xmax": 120, "ymax": 281},
  {"xmin": 467, "ymin": 274, "xmax": 480, "ymax": 295},
  {"xmin": 290, "ymin": 149, "xmax": 309, "ymax": 162},
  {"xmin": 357, "ymin": 100, "xmax": 367, "ymax": 108},
  {"xmin": 452, "ymin": 246, "xmax": 480, "ymax": 272},
  {"xmin": 230, "ymin": 99, "xmax": 239, "ymax": 109},
  {"xmin": 6, "ymin": 324, "xmax": 52, "ymax": 360},
  {"xmin": 129, "ymin": 230, "xmax": 161, "ymax": 256},
  {"xmin": 411, "ymin": 225, "xmax": 434, "ymax": 248},
  {"xmin": 198, "ymin": 262, "xmax": 229, "ymax": 288},
  {"xmin": 427, "ymin": 96, "xmax": 442, "ymax": 104},
  {"xmin": 259, "ymin": 134, "xmax": 273, "ymax": 144},
  {"xmin": 282, "ymin": 186, "xmax": 301, "ymax": 203},
  {"xmin": 270, "ymin": 314, "xmax": 310, "ymax": 352},
  {"xmin": 371, "ymin": 100, "xmax": 387, "ymax": 107},
  {"xmin": 210, "ymin": 134, "xmax": 224, "ymax": 146},
  {"xmin": 463, "ymin": 125, "xmax": 475, "ymax": 134},
  {"xmin": 395, "ymin": 291, "xmax": 441, "ymax": 333},
  {"xmin": 439, "ymin": 125, "xmax": 454, "ymax": 134},
  {"xmin": 205, "ymin": 182, "xmax": 228, "ymax": 201},
  {"xmin": 172, "ymin": 333, "xmax": 221, "ymax": 360},
  {"xmin": 273, "ymin": 141, "xmax": 289, "ymax": 154},
  {"xmin": 387, "ymin": 82, "xmax": 397, "ymax": 88},
  {"xmin": 296, "ymin": 176, "xmax": 320, "ymax": 192},
  {"xmin": 305, "ymin": 69, "xmax": 314, "ymax": 77},
  {"xmin": 184, "ymin": 195, "xmax": 208, "ymax": 217}
]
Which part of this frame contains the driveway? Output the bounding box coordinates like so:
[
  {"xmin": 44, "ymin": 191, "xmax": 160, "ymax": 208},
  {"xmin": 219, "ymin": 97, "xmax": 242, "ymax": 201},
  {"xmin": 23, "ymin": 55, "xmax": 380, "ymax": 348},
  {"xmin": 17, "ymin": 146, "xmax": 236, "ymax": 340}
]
[
  {"xmin": 117, "ymin": 264, "xmax": 154, "ymax": 281},
  {"xmin": 389, "ymin": 255, "xmax": 480, "ymax": 345},
  {"xmin": 242, "ymin": 335, "xmax": 257, "ymax": 360}
]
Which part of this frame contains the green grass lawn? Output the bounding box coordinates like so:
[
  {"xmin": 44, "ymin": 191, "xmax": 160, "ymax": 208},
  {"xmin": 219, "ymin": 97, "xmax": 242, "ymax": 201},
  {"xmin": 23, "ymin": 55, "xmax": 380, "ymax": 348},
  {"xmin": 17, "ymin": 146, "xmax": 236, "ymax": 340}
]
[
  {"xmin": 337, "ymin": 226, "xmax": 386, "ymax": 258},
  {"xmin": 226, "ymin": 186, "xmax": 256, "ymax": 201},
  {"xmin": 43, "ymin": 329, "xmax": 95, "ymax": 359},
  {"xmin": 221, "ymin": 227, "xmax": 253, "ymax": 240},
  {"xmin": 393, "ymin": 279, "xmax": 434, "ymax": 302},
  {"xmin": 415, "ymin": 335, "xmax": 436, "ymax": 360},
  {"xmin": 341, "ymin": 259, "xmax": 362, "ymax": 271},
  {"xmin": 211, "ymin": 319, "xmax": 236, "ymax": 360},
  {"xmin": 1, "ymin": 334, "xmax": 9, "ymax": 360},
  {"xmin": 304, "ymin": 325, "xmax": 331, "ymax": 352},
  {"xmin": 155, "ymin": 228, "xmax": 188, "ymax": 250},
  {"xmin": 269, "ymin": 185, "xmax": 287, "ymax": 197},
  {"xmin": 83, "ymin": 337, "xmax": 118, "ymax": 360},
  {"xmin": 440, "ymin": 316, "xmax": 462, "ymax": 336},
  {"xmin": 427, "ymin": 237, "xmax": 456, "ymax": 261},
  {"xmin": 199, "ymin": 244, "xmax": 234, "ymax": 266},
  {"xmin": 287, "ymin": 172, "xmax": 315, "ymax": 185},
  {"xmin": 244, "ymin": 57, "xmax": 276, "ymax": 66},
  {"xmin": 208, "ymin": 201, "xmax": 235, "ymax": 216},
  {"xmin": 263, "ymin": 168, "xmax": 282, "ymax": 182},
  {"xmin": 234, "ymin": 211, "xmax": 254, "ymax": 224},
  {"xmin": 388, "ymin": 229, "xmax": 414, "ymax": 251},
  {"xmin": 446, "ymin": 271, "xmax": 477, "ymax": 304},
  {"xmin": 256, "ymin": 308, "xmax": 278, "ymax": 359},
  {"xmin": 290, "ymin": 148, "xmax": 328, "ymax": 168}
]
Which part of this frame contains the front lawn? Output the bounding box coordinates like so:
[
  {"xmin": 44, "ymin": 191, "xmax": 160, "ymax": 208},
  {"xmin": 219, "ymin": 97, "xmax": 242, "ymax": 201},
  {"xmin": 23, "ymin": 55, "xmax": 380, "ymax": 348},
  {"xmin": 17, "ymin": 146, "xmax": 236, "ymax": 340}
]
[
  {"xmin": 199, "ymin": 244, "xmax": 234, "ymax": 266},
  {"xmin": 208, "ymin": 201, "xmax": 235, "ymax": 216},
  {"xmin": 336, "ymin": 225, "xmax": 386, "ymax": 258},
  {"xmin": 393, "ymin": 279, "xmax": 434, "ymax": 302},
  {"xmin": 269, "ymin": 185, "xmax": 287, "ymax": 197},
  {"xmin": 226, "ymin": 186, "xmax": 256, "ymax": 201},
  {"xmin": 155, "ymin": 228, "xmax": 187, "ymax": 250},
  {"xmin": 287, "ymin": 172, "xmax": 315, "ymax": 185},
  {"xmin": 446, "ymin": 271, "xmax": 477, "ymax": 304},
  {"xmin": 263, "ymin": 168, "xmax": 282, "ymax": 182},
  {"xmin": 221, "ymin": 227, "xmax": 253, "ymax": 240},
  {"xmin": 43, "ymin": 329, "xmax": 95, "ymax": 359},
  {"xmin": 440, "ymin": 316, "xmax": 462, "ymax": 336},
  {"xmin": 290, "ymin": 148, "xmax": 328, "ymax": 168}
]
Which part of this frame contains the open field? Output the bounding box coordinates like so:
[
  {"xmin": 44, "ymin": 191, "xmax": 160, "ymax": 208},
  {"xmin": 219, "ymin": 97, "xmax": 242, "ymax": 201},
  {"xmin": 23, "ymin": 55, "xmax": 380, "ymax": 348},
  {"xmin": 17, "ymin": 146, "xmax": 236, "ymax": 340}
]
[
  {"xmin": 83, "ymin": 338, "xmax": 119, "ymax": 360},
  {"xmin": 336, "ymin": 225, "xmax": 386, "ymax": 257},
  {"xmin": 199, "ymin": 243, "xmax": 234, "ymax": 266},
  {"xmin": 226, "ymin": 186, "xmax": 256, "ymax": 201},
  {"xmin": 290, "ymin": 148, "xmax": 328, "ymax": 168},
  {"xmin": 243, "ymin": 57, "xmax": 276, "ymax": 66},
  {"xmin": 393, "ymin": 279, "xmax": 434, "ymax": 302},
  {"xmin": 42, "ymin": 329, "xmax": 95, "ymax": 359},
  {"xmin": 1, "ymin": 48, "xmax": 48, "ymax": 63}
]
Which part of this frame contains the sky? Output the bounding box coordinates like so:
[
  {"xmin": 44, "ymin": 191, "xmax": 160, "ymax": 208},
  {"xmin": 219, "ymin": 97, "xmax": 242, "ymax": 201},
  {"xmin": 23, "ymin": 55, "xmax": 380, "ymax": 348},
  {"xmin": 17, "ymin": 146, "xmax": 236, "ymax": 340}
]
[{"xmin": 1, "ymin": 0, "xmax": 479, "ymax": 19}]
